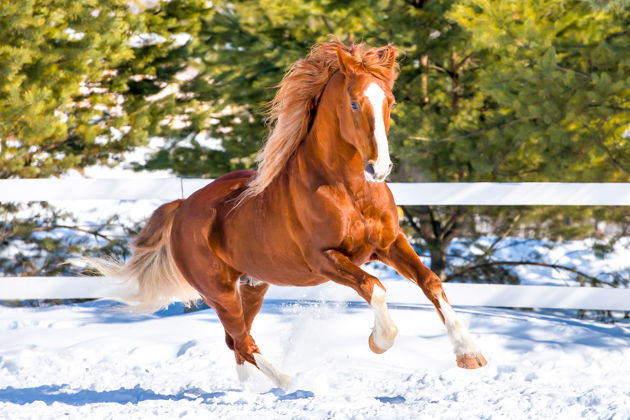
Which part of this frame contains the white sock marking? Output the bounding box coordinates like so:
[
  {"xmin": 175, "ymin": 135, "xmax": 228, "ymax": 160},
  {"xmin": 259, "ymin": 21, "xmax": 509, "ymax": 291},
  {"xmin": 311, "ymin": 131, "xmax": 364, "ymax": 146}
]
[
  {"xmin": 252, "ymin": 353, "xmax": 291, "ymax": 389},
  {"xmin": 364, "ymin": 83, "xmax": 392, "ymax": 182},
  {"xmin": 235, "ymin": 362, "xmax": 255, "ymax": 383},
  {"xmin": 370, "ymin": 286, "xmax": 398, "ymax": 351},
  {"xmin": 438, "ymin": 297, "xmax": 481, "ymax": 356}
]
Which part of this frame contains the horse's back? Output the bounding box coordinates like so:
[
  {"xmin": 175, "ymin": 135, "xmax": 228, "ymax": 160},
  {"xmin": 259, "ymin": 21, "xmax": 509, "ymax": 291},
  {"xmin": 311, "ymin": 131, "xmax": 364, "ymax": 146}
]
[
  {"xmin": 187, "ymin": 170, "xmax": 255, "ymax": 206},
  {"xmin": 172, "ymin": 169, "xmax": 255, "ymax": 238}
]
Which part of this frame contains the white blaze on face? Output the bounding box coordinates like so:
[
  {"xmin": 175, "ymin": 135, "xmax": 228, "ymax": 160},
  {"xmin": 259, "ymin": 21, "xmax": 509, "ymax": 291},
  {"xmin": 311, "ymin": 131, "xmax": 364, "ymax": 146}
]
[{"xmin": 364, "ymin": 82, "xmax": 392, "ymax": 182}]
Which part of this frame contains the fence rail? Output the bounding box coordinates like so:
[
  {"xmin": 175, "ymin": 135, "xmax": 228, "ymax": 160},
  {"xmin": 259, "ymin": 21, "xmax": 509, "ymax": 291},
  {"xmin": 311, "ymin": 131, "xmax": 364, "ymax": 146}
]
[
  {"xmin": 1, "ymin": 178, "xmax": 629, "ymax": 308},
  {"xmin": 1, "ymin": 179, "xmax": 629, "ymax": 205},
  {"xmin": 1, "ymin": 276, "xmax": 629, "ymax": 311}
]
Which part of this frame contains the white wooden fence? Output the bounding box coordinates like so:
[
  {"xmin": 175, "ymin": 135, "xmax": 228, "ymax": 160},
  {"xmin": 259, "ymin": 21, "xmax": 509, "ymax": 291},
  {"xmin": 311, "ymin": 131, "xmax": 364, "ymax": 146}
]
[
  {"xmin": 1, "ymin": 178, "xmax": 629, "ymax": 310},
  {"xmin": 2, "ymin": 178, "xmax": 630, "ymax": 205}
]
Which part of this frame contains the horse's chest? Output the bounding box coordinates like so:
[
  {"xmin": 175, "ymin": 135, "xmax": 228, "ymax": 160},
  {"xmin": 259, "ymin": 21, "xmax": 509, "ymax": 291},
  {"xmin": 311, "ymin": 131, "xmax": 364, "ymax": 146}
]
[
  {"xmin": 311, "ymin": 184, "xmax": 398, "ymax": 254},
  {"xmin": 342, "ymin": 208, "xmax": 393, "ymax": 249}
]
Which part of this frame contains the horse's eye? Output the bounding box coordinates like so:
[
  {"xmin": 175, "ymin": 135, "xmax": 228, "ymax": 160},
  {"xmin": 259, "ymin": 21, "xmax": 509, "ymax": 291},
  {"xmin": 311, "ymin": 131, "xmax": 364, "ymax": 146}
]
[
  {"xmin": 391, "ymin": 102, "xmax": 397, "ymax": 109},
  {"xmin": 351, "ymin": 101, "xmax": 360, "ymax": 111}
]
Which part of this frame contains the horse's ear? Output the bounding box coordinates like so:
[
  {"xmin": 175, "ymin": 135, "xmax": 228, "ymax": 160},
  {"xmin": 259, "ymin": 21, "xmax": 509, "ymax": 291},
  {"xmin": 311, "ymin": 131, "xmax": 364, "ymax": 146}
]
[
  {"xmin": 336, "ymin": 47, "xmax": 357, "ymax": 76},
  {"xmin": 379, "ymin": 45, "xmax": 397, "ymax": 70}
]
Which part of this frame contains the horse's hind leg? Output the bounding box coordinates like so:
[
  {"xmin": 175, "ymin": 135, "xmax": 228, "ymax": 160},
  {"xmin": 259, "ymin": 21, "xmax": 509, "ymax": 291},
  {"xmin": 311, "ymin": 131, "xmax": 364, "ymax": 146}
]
[
  {"xmin": 199, "ymin": 275, "xmax": 289, "ymax": 389},
  {"xmin": 173, "ymin": 246, "xmax": 287, "ymax": 387},
  {"xmin": 240, "ymin": 277, "xmax": 269, "ymax": 335},
  {"xmin": 378, "ymin": 234, "xmax": 487, "ymax": 369},
  {"xmin": 202, "ymin": 281, "xmax": 290, "ymax": 388},
  {"xmin": 171, "ymin": 206, "xmax": 289, "ymax": 388},
  {"xmin": 320, "ymin": 249, "xmax": 398, "ymax": 354},
  {"xmin": 231, "ymin": 276, "xmax": 270, "ymax": 382}
]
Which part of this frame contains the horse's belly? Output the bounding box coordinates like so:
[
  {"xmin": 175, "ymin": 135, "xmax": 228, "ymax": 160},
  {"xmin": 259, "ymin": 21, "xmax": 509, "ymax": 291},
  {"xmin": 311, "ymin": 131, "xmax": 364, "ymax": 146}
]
[
  {"xmin": 258, "ymin": 271, "xmax": 329, "ymax": 287},
  {"xmin": 230, "ymin": 251, "xmax": 327, "ymax": 287},
  {"xmin": 215, "ymin": 223, "xmax": 321, "ymax": 286}
]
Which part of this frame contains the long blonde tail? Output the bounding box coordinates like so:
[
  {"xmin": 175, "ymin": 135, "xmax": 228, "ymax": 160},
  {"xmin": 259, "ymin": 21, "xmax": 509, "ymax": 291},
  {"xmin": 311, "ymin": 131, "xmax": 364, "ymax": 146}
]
[{"xmin": 84, "ymin": 199, "xmax": 199, "ymax": 312}]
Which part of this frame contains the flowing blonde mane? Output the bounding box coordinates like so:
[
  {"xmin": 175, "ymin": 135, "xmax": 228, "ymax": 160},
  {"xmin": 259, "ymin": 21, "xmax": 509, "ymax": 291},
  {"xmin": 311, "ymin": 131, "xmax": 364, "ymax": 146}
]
[{"xmin": 238, "ymin": 40, "xmax": 398, "ymax": 202}]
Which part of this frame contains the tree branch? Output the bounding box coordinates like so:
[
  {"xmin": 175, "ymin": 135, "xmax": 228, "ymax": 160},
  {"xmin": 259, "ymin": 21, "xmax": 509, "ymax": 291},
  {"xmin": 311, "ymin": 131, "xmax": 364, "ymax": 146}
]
[
  {"xmin": 406, "ymin": 206, "xmax": 440, "ymax": 245},
  {"xmin": 450, "ymin": 260, "xmax": 618, "ymax": 287},
  {"xmin": 455, "ymin": 52, "xmax": 475, "ymax": 72},
  {"xmin": 401, "ymin": 206, "xmax": 423, "ymax": 238},
  {"xmin": 428, "ymin": 63, "xmax": 453, "ymax": 77},
  {"xmin": 592, "ymin": 135, "xmax": 630, "ymax": 175},
  {"xmin": 31, "ymin": 225, "xmax": 118, "ymax": 244},
  {"xmin": 554, "ymin": 64, "xmax": 591, "ymax": 81},
  {"xmin": 421, "ymin": 205, "xmax": 440, "ymax": 244},
  {"xmin": 605, "ymin": 29, "xmax": 630, "ymax": 42},
  {"xmin": 441, "ymin": 208, "xmax": 464, "ymax": 243},
  {"xmin": 455, "ymin": 214, "xmax": 523, "ymax": 273}
]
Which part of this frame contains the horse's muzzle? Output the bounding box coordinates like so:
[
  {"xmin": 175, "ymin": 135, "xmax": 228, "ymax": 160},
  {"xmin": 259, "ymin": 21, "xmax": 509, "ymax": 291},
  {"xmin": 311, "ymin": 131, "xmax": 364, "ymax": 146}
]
[{"xmin": 364, "ymin": 161, "xmax": 393, "ymax": 183}]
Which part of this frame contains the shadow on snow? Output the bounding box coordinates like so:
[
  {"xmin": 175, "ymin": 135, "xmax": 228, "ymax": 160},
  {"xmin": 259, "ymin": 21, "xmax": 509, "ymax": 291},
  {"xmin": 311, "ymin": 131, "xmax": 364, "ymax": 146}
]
[
  {"xmin": 0, "ymin": 384, "xmax": 229, "ymax": 406},
  {"xmin": 0, "ymin": 384, "xmax": 319, "ymax": 406}
]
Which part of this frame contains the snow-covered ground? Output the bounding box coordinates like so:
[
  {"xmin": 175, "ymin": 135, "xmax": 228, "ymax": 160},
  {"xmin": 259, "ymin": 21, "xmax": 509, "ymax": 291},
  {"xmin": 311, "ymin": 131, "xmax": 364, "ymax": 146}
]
[{"xmin": 1, "ymin": 299, "xmax": 629, "ymax": 419}]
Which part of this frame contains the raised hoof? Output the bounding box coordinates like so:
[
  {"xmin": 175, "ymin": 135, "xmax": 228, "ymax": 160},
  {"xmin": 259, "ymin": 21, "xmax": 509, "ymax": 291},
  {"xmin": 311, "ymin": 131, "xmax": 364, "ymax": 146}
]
[
  {"xmin": 368, "ymin": 332, "xmax": 387, "ymax": 354},
  {"xmin": 456, "ymin": 353, "xmax": 488, "ymax": 369}
]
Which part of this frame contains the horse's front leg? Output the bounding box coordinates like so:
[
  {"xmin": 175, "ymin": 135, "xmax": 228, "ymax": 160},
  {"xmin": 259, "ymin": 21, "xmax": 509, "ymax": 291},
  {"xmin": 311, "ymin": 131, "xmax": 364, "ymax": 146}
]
[
  {"xmin": 320, "ymin": 250, "xmax": 398, "ymax": 354},
  {"xmin": 378, "ymin": 234, "xmax": 488, "ymax": 369}
]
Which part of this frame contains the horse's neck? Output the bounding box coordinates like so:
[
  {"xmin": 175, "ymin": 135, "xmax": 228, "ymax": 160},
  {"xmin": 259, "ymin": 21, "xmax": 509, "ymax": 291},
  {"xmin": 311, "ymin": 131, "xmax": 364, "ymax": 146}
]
[{"xmin": 295, "ymin": 114, "xmax": 365, "ymax": 191}]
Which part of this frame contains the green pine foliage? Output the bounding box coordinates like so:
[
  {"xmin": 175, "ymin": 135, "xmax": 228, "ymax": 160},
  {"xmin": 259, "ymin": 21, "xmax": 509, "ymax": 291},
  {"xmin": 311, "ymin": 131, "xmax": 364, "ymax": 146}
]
[
  {"xmin": 0, "ymin": 0, "xmax": 141, "ymax": 177},
  {"xmin": 446, "ymin": 0, "xmax": 629, "ymax": 182}
]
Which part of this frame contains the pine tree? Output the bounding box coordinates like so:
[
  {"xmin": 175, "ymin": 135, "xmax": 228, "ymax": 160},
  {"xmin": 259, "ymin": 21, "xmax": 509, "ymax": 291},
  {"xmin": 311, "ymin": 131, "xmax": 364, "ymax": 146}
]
[{"xmin": 0, "ymin": 0, "xmax": 142, "ymax": 177}]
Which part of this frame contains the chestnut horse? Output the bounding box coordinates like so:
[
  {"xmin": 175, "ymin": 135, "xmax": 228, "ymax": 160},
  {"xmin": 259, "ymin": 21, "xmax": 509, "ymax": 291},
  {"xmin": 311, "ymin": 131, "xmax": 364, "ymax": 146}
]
[{"xmin": 90, "ymin": 40, "xmax": 486, "ymax": 388}]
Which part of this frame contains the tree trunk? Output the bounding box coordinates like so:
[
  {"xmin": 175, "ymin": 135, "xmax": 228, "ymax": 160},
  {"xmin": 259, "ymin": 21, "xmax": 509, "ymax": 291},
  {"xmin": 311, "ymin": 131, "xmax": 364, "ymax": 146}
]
[
  {"xmin": 401, "ymin": 206, "xmax": 465, "ymax": 282},
  {"xmin": 430, "ymin": 244, "xmax": 448, "ymax": 281}
]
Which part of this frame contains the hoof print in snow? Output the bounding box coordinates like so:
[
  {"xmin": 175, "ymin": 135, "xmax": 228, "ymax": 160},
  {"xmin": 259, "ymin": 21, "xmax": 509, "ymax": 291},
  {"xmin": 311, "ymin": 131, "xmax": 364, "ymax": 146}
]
[
  {"xmin": 279, "ymin": 390, "xmax": 315, "ymax": 401},
  {"xmin": 271, "ymin": 388, "xmax": 314, "ymax": 401},
  {"xmin": 376, "ymin": 395, "xmax": 406, "ymax": 404},
  {"xmin": 176, "ymin": 340, "xmax": 197, "ymax": 357}
]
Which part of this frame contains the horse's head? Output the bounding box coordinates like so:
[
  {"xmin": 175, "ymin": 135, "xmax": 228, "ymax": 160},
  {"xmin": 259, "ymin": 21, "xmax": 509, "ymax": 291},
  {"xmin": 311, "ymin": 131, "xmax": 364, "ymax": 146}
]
[{"xmin": 335, "ymin": 45, "xmax": 398, "ymax": 183}]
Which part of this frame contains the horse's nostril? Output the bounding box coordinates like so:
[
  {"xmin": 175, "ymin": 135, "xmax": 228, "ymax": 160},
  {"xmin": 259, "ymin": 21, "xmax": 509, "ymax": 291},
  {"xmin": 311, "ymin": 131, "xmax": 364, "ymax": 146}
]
[
  {"xmin": 365, "ymin": 163, "xmax": 376, "ymax": 176},
  {"xmin": 387, "ymin": 162, "xmax": 393, "ymax": 172}
]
